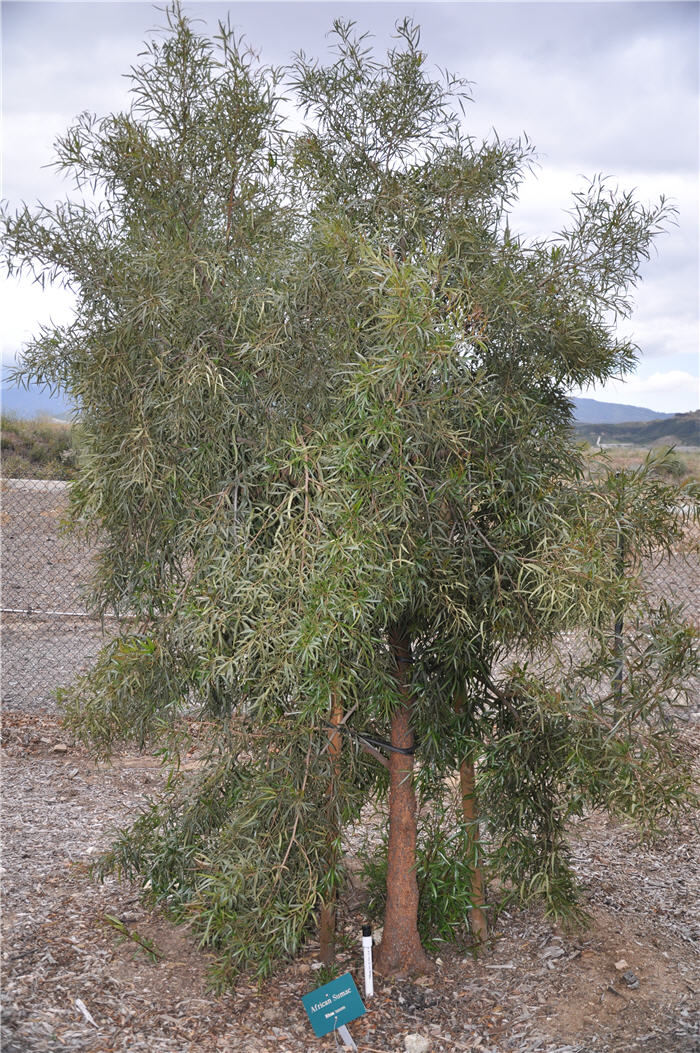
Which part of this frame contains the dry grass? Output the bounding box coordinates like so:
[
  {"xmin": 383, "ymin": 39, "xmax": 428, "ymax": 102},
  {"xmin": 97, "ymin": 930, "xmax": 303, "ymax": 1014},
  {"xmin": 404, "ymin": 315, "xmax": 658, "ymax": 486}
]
[
  {"xmin": 583, "ymin": 444, "xmax": 700, "ymax": 485},
  {"xmin": 1, "ymin": 413, "xmax": 79, "ymax": 480}
]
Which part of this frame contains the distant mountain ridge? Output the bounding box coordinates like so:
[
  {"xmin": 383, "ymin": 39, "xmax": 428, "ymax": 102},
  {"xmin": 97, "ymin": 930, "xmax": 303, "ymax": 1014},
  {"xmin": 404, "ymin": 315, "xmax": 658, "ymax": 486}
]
[
  {"xmin": 1, "ymin": 381, "xmax": 692, "ymax": 436},
  {"xmin": 570, "ymin": 397, "xmax": 671, "ymax": 424},
  {"xmin": 1, "ymin": 381, "xmax": 73, "ymax": 420},
  {"xmin": 574, "ymin": 411, "xmax": 700, "ymax": 448}
]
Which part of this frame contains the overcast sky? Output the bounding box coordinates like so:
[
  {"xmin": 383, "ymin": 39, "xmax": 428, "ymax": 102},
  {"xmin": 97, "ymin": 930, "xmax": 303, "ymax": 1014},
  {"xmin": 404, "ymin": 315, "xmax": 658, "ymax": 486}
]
[{"xmin": 1, "ymin": 0, "xmax": 698, "ymax": 413}]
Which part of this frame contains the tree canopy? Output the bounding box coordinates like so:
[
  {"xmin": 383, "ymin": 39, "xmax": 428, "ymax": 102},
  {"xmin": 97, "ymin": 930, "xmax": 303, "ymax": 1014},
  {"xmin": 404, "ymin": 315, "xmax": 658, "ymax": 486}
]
[{"xmin": 3, "ymin": 5, "xmax": 698, "ymax": 981}]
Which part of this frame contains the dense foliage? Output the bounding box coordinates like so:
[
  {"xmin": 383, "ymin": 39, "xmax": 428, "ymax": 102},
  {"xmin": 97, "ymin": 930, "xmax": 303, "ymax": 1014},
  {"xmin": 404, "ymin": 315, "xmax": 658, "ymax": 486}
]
[{"xmin": 3, "ymin": 5, "xmax": 698, "ymax": 980}]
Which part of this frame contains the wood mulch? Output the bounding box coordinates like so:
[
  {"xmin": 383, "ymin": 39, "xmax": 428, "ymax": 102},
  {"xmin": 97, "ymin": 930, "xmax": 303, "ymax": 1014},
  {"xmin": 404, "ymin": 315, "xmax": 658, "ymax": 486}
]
[{"xmin": 2, "ymin": 708, "xmax": 699, "ymax": 1053}]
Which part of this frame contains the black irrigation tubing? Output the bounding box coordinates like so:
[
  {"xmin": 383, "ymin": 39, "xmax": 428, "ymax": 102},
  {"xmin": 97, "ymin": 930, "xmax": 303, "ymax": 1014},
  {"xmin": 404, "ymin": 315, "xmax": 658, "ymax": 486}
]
[{"xmin": 322, "ymin": 720, "xmax": 416, "ymax": 756}]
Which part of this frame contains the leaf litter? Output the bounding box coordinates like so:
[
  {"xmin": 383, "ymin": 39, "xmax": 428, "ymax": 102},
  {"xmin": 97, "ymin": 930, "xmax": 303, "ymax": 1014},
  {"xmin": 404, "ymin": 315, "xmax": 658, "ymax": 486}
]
[{"xmin": 2, "ymin": 708, "xmax": 699, "ymax": 1052}]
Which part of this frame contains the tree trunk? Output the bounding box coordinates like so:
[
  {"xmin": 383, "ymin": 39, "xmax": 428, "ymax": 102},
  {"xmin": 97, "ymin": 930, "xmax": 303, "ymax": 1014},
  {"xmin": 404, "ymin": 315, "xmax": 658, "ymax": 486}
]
[
  {"xmin": 319, "ymin": 693, "xmax": 343, "ymax": 965},
  {"xmin": 455, "ymin": 689, "xmax": 488, "ymax": 948},
  {"xmin": 612, "ymin": 526, "xmax": 626, "ymax": 708},
  {"xmin": 375, "ymin": 626, "xmax": 432, "ymax": 977},
  {"xmin": 459, "ymin": 754, "xmax": 488, "ymax": 947}
]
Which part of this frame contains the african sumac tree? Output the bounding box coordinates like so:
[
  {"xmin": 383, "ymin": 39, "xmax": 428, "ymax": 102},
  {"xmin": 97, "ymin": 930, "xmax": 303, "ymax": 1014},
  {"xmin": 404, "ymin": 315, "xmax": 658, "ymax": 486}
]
[{"xmin": 3, "ymin": 7, "xmax": 698, "ymax": 981}]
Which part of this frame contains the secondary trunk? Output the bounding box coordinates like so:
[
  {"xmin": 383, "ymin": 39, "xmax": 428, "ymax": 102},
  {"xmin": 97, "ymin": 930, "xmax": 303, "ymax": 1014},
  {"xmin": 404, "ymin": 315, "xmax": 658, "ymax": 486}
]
[
  {"xmin": 455, "ymin": 689, "xmax": 488, "ymax": 947},
  {"xmin": 319, "ymin": 693, "xmax": 343, "ymax": 965},
  {"xmin": 459, "ymin": 754, "xmax": 488, "ymax": 946},
  {"xmin": 375, "ymin": 626, "xmax": 431, "ymax": 977},
  {"xmin": 612, "ymin": 527, "xmax": 626, "ymax": 708}
]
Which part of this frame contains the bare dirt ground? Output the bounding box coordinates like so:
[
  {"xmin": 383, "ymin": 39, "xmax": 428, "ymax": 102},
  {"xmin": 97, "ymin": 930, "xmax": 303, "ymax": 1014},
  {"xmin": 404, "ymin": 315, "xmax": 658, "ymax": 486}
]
[
  {"xmin": 2, "ymin": 708, "xmax": 699, "ymax": 1053},
  {"xmin": 3, "ymin": 480, "xmax": 700, "ymax": 1052}
]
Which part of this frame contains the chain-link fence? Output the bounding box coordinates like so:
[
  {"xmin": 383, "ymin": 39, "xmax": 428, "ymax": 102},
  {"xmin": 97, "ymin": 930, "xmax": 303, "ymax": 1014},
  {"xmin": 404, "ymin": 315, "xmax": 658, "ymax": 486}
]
[
  {"xmin": 1, "ymin": 479, "xmax": 118, "ymax": 713},
  {"xmin": 2, "ymin": 477, "xmax": 699, "ymax": 714}
]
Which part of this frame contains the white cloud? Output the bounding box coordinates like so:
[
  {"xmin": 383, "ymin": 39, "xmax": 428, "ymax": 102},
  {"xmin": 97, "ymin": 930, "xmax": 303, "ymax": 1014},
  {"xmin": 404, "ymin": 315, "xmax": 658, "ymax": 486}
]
[
  {"xmin": 583, "ymin": 371, "xmax": 700, "ymax": 415},
  {"xmin": 508, "ymin": 166, "xmax": 698, "ymax": 377},
  {"xmin": 0, "ymin": 277, "xmax": 77, "ymax": 366},
  {"xmin": 2, "ymin": 0, "xmax": 697, "ymax": 419},
  {"xmin": 617, "ymin": 312, "xmax": 698, "ymax": 364}
]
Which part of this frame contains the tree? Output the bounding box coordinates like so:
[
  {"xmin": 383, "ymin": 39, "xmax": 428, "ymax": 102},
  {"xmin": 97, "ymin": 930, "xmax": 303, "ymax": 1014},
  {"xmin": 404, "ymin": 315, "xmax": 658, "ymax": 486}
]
[{"xmin": 3, "ymin": 6, "xmax": 698, "ymax": 981}]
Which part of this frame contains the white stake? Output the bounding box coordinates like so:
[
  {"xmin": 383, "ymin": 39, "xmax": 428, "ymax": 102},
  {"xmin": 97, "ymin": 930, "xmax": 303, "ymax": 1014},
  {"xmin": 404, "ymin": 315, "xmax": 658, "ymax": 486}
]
[
  {"xmin": 337, "ymin": 1023, "xmax": 357, "ymax": 1050},
  {"xmin": 362, "ymin": 924, "xmax": 374, "ymax": 999}
]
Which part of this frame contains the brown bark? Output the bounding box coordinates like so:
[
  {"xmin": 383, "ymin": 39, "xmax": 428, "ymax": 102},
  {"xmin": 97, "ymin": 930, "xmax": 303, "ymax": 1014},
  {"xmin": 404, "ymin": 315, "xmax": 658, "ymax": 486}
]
[
  {"xmin": 319, "ymin": 693, "xmax": 343, "ymax": 965},
  {"xmin": 455, "ymin": 690, "xmax": 488, "ymax": 947},
  {"xmin": 375, "ymin": 626, "xmax": 432, "ymax": 977},
  {"xmin": 459, "ymin": 754, "xmax": 488, "ymax": 946}
]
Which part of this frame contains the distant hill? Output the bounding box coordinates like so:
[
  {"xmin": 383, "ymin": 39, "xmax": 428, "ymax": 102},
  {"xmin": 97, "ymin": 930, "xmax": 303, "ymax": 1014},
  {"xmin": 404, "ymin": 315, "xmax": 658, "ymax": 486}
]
[
  {"xmin": 574, "ymin": 411, "xmax": 700, "ymax": 448},
  {"xmin": 2, "ymin": 379, "xmax": 692, "ymax": 440},
  {"xmin": 1, "ymin": 380, "xmax": 74, "ymax": 420},
  {"xmin": 570, "ymin": 396, "xmax": 671, "ymax": 424}
]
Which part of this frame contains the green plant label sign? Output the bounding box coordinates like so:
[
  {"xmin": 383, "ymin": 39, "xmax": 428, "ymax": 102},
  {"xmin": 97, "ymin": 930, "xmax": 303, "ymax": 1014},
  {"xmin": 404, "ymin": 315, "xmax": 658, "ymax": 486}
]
[{"xmin": 302, "ymin": 972, "xmax": 366, "ymax": 1037}]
